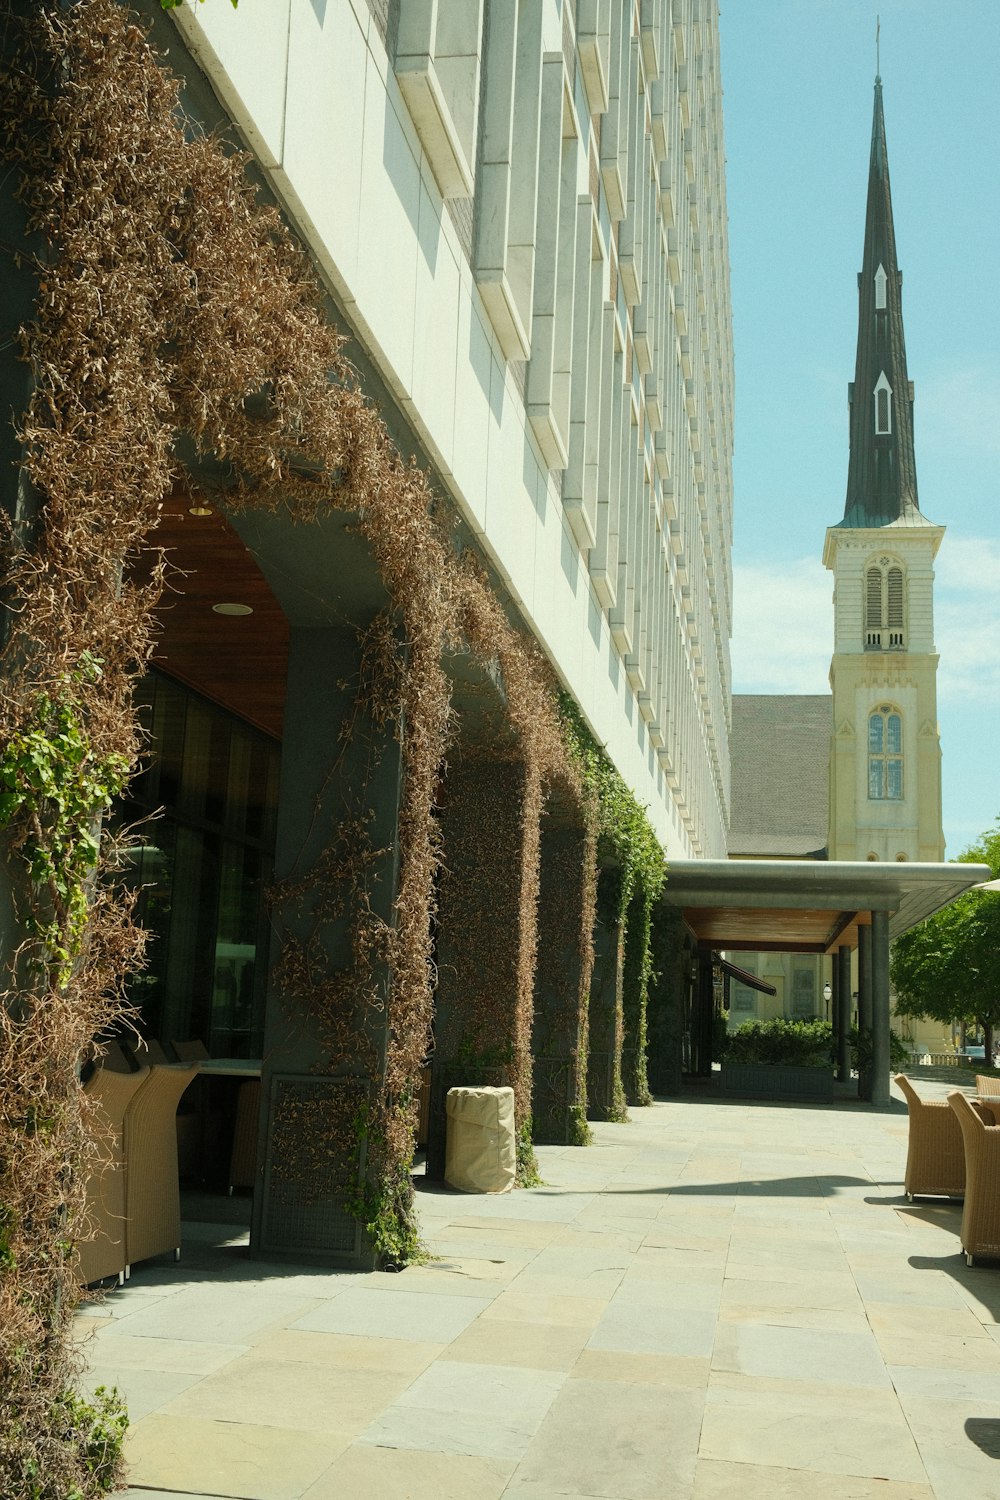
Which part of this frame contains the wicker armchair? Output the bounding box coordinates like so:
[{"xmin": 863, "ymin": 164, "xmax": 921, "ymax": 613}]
[
  {"xmin": 976, "ymin": 1073, "xmax": 1000, "ymax": 1098},
  {"xmin": 172, "ymin": 1038, "xmax": 209, "ymax": 1062},
  {"xmin": 895, "ymin": 1073, "xmax": 967, "ymax": 1200},
  {"xmin": 122, "ymin": 1062, "xmax": 199, "ymax": 1270},
  {"xmin": 948, "ymin": 1091, "xmax": 1000, "ymax": 1265},
  {"xmin": 78, "ymin": 1062, "xmax": 149, "ymax": 1286}
]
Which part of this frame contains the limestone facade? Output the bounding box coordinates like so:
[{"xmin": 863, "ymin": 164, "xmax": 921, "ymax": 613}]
[{"xmin": 170, "ymin": 0, "xmax": 735, "ymax": 859}]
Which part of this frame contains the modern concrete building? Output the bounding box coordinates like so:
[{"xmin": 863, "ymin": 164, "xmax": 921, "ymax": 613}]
[
  {"xmin": 0, "ymin": 0, "xmax": 739, "ymax": 1268},
  {"xmin": 167, "ymin": 0, "xmax": 735, "ymax": 861}
]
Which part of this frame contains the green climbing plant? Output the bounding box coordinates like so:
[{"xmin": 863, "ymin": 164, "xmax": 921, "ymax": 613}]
[
  {"xmin": 0, "ymin": 658, "xmax": 131, "ymax": 988},
  {"xmin": 557, "ymin": 694, "xmax": 667, "ymax": 1112}
]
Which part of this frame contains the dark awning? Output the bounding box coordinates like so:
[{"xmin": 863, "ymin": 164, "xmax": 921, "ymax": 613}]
[{"xmin": 716, "ymin": 957, "xmax": 776, "ymax": 996}]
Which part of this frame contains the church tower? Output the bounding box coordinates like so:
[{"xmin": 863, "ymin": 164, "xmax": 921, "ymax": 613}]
[{"xmin": 823, "ymin": 77, "xmax": 945, "ymax": 862}]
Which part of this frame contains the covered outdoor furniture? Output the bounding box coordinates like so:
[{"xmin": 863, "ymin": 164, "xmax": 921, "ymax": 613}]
[
  {"xmin": 122, "ymin": 1062, "xmax": 199, "ymax": 1269},
  {"xmin": 895, "ymin": 1074, "xmax": 967, "ymax": 1200},
  {"xmin": 78, "ymin": 1060, "xmax": 149, "ymax": 1286},
  {"xmin": 948, "ymin": 1090, "xmax": 1000, "ymax": 1265},
  {"xmin": 445, "ymin": 1085, "xmax": 515, "ymax": 1194}
]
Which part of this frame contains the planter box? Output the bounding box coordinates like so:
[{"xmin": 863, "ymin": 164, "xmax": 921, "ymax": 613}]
[{"xmin": 720, "ymin": 1062, "xmax": 834, "ymax": 1102}]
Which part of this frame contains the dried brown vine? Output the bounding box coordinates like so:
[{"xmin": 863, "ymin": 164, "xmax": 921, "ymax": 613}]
[{"xmin": 0, "ymin": 1, "xmax": 591, "ymax": 1488}]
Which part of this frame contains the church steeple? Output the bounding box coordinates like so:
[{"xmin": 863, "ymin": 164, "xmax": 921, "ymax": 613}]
[{"xmin": 840, "ymin": 77, "xmax": 920, "ymax": 528}]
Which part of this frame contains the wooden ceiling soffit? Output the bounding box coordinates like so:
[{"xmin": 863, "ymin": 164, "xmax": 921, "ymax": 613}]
[{"xmin": 687, "ymin": 905, "xmax": 852, "ymax": 952}]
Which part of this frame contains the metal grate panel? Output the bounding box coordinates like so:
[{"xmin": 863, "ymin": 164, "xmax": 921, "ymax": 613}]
[{"xmin": 259, "ymin": 1074, "xmax": 367, "ymax": 1259}]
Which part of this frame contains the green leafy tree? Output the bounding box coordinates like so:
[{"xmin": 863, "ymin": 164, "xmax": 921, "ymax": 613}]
[{"xmin": 890, "ymin": 821, "xmax": 1000, "ymax": 1062}]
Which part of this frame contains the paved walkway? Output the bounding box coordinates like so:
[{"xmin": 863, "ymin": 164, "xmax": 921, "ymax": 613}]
[{"xmin": 77, "ymin": 1082, "xmax": 1000, "ymax": 1500}]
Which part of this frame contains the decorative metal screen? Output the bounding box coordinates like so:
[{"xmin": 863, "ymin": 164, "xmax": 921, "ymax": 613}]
[{"xmin": 258, "ymin": 1073, "xmax": 367, "ymax": 1260}]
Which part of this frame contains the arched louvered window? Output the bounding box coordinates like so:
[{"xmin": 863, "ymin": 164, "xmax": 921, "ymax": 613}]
[
  {"xmin": 864, "ymin": 558, "xmax": 906, "ymax": 650},
  {"xmin": 886, "ymin": 567, "xmax": 904, "ymax": 647},
  {"xmin": 869, "ymin": 705, "xmax": 903, "ymax": 801}
]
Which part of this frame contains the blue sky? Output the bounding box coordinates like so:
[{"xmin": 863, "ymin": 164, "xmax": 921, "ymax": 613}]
[{"xmin": 718, "ymin": 1, "xmax": 1000, "ymax": 857}]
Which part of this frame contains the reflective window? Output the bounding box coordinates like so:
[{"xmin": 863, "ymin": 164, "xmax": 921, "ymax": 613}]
[
  {"xmin": 868, "ymin": 705, "xmax": 903, "ymax": 801},
  {"xmin": 118, "ymin": 671, "xmax": 280, "ymax": 1056}
]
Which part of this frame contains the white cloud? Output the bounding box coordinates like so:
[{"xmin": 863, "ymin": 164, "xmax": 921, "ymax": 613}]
[
  {"xmin": 936, "ymin": 534, "xmax": 1000, "ymax": 595},
  {"xmin": 920, "ymin": 365, "xmax": 1000, "ymax": 459},
  {"xmin": 731, "ymin": 557, "xmax": 832, "ymax": 693},
  {"xmin": 935, "ymin": 536, "xmax": 1000, "ymax": 707}
]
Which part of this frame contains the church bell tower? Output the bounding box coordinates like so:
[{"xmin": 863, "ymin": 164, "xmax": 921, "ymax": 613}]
[{"xmin": 823, "ymin": 77, "xmax": 945, "ymax": 862}]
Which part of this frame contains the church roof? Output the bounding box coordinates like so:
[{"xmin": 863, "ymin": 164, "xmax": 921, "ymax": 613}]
[
  {"xmin": 728, "ymin": 695, "xmax": 830, "ymax": 858},
  {"xmin": 837, "ymin": 78, "xmax": 921, "ymax": 530}
]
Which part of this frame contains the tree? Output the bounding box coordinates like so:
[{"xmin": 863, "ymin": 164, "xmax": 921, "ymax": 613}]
[{"xmin": 890, "ymin": 821, "xmax": 1000, "ymax": 1061}]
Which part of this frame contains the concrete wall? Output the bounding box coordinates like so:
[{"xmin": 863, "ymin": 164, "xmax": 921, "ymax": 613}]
[{"xmin": 167, "ymin": 0, "xmax": 736, "ymax": 860}]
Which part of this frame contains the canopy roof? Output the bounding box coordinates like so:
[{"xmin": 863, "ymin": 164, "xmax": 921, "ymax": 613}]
[{"xmin": 662, "ymin": 860, "xmax": 992, "ymax": 954}]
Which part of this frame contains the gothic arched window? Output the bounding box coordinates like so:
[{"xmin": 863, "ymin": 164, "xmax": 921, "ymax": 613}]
[
  {"xmin": 869, "ymin": 705, "xmax": 903, "ymax": 800},
  {"xmin": 864, "ymin": 557, "xmax": 906, "ymax": 650},
  {"xmin": 874, "ymin": 371, "xmax": 892, "ymax": 434}
]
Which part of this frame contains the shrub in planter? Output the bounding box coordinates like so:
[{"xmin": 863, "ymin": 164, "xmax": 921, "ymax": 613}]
[
  {"xmin": 723, "ymin": 1018, "xmax": 834, "ymax": 1069},
  {"xmin": 849, "ymin": 1025, "xmax": 909, "ymax": 1073}
]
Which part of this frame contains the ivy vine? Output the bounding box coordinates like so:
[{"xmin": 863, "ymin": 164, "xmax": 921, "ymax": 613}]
[
  {"xmin": 0, "ymin": 658, "xmax": 131, "ymax": 988},
  {"xmin": 558, "ymin": 693, "xmax": 667, "ymax": 1111}
]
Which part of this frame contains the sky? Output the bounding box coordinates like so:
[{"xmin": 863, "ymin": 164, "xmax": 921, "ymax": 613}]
[{"xmin": 717, "ymin": 1, "xmax": 1000, "ymax": 858}]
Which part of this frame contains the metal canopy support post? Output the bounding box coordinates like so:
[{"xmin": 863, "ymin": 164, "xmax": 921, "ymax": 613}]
[
  {"xmin": 857, "ymin": 923, "xmax": 873, "ymax": 1101},
  {"xmin": 831, "ymin": 953, "xmax": 841, "ymax": 1079},
  {"xmin": 697, "ymin": 950, "xmax": 715, "ymax": 1077},
  {"xmin": 870, "ymin": 909, "xmax": 891, "ymax": 1106},
  {"xmin": 837, "ymin": 944, "xmax": 852, "ymax": 1083}
]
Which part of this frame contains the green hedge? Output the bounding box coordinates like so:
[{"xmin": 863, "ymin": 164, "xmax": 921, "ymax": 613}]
[
  {"xmin": 723, "ymin": 1019, "xmax": 834, "ymax": 1069},
  {"xmin": 724, "ymin": 1017, "xmax": 909, "ymax": 1071}
]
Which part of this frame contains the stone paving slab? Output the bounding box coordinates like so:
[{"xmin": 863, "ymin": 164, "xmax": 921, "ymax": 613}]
[{"xmin": 72, "ymin": 1083, "xmax": 1000, "ymax": 1499}]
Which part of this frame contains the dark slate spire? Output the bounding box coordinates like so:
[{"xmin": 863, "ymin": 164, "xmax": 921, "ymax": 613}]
[{"xmin": 840, "ymin": 77, "xmax": 920, "ymax": 527}]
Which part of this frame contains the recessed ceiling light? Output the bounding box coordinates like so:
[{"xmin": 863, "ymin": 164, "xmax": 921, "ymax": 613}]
[
  {"xmin": 188, "ymin": 504, "xmax": 214, "ymax": 517},
  {"xmin": 212, "ymin": 602, "xmax": 253, "ymax": 617}
]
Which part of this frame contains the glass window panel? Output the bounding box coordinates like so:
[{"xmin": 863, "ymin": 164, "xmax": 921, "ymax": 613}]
[
  {"xmin": 122, "ymin": 671, "xmax": 278, "ymax": 1053},
  {"xmin": 887, "ymin": 714, "xmax": 901, "ymax": 753},
  {"xmin": 868, "ymin": 715, "xmax": 883, "ymax": 753},
  {"xmin": 869, "ymin": 760, "xmax": 884, "ymax": 799},
  {"xmin": 887, "ymin": 759, "xmax": 903, "ymax": 799},
  {"xmin": 152, "ymin": 675, "xmax": 186, "ymax": 809},
  {"xmin": 210, "ymin": 841, "xmax": 268, "ymax": 1054}
]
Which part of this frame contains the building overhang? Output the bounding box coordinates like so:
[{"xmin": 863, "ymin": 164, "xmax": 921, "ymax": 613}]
[{"xmin": 661, "ymin": 859, "xmax": 992, "ymax": 955}]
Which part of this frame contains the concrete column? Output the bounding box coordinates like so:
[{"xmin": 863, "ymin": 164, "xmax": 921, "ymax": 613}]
[
  {"xmin": 621, "ymin": 891, "xmax": 652, "ymax": 1107},
  {"xmin": 837, "ymin": 943, "xmax": 852, "ymax": 1082},
  {"xmin": 871, "ymin": 908, "xmax": 891, "ymax": 1106},
  {"xmin": 531, "ymin": 816, "xmax": 594, "ymax": 1144},
  {"xmin": 857, "ymin": 922, "xmax": 873, "ymax": 1101},
  {"xmin": 696, "ymin": 949, "xmax": 715, "ymax": 1077},
  {"xmin": 646, "ymin": 907, "xmax": 686, "ymax": 1096},
  {"xmin": 587, "ymin": 866, "xmax": 627, "ymax": 1121},
  {"xmin": 428, "ymin": 754, "xmax": 539, "ymax": 1176},
  {"xmin": 251, "ymin": 627, "xmax": 403, "ymax": 1267}
]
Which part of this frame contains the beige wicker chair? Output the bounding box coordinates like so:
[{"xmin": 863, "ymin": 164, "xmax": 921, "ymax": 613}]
[
  {"xmin": 133, "ymin": 1036, "xmax": 171, "ymax": 1066},
  {"xmin": 976, "ymin": 1073, "xmax": 1000, "ymax": 1098},
  {"xmin": 895, "ymin": 1073, "xmax": 967, "ymax": 1200},
  {"xmin": 122, "ymin": 1062, "xmax": 199, "ymax": 1270},
  {"xmin": 948, "ymin": 1090, "xmax": 1000, "ymax": 1265},
  {"xmin": 78, "ymin": 1062, "xmax": 149, "ymax": 1286},
  {"xmin": 172, "ymin": 1038, "xmax": 209, "ymax": 1062}
]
